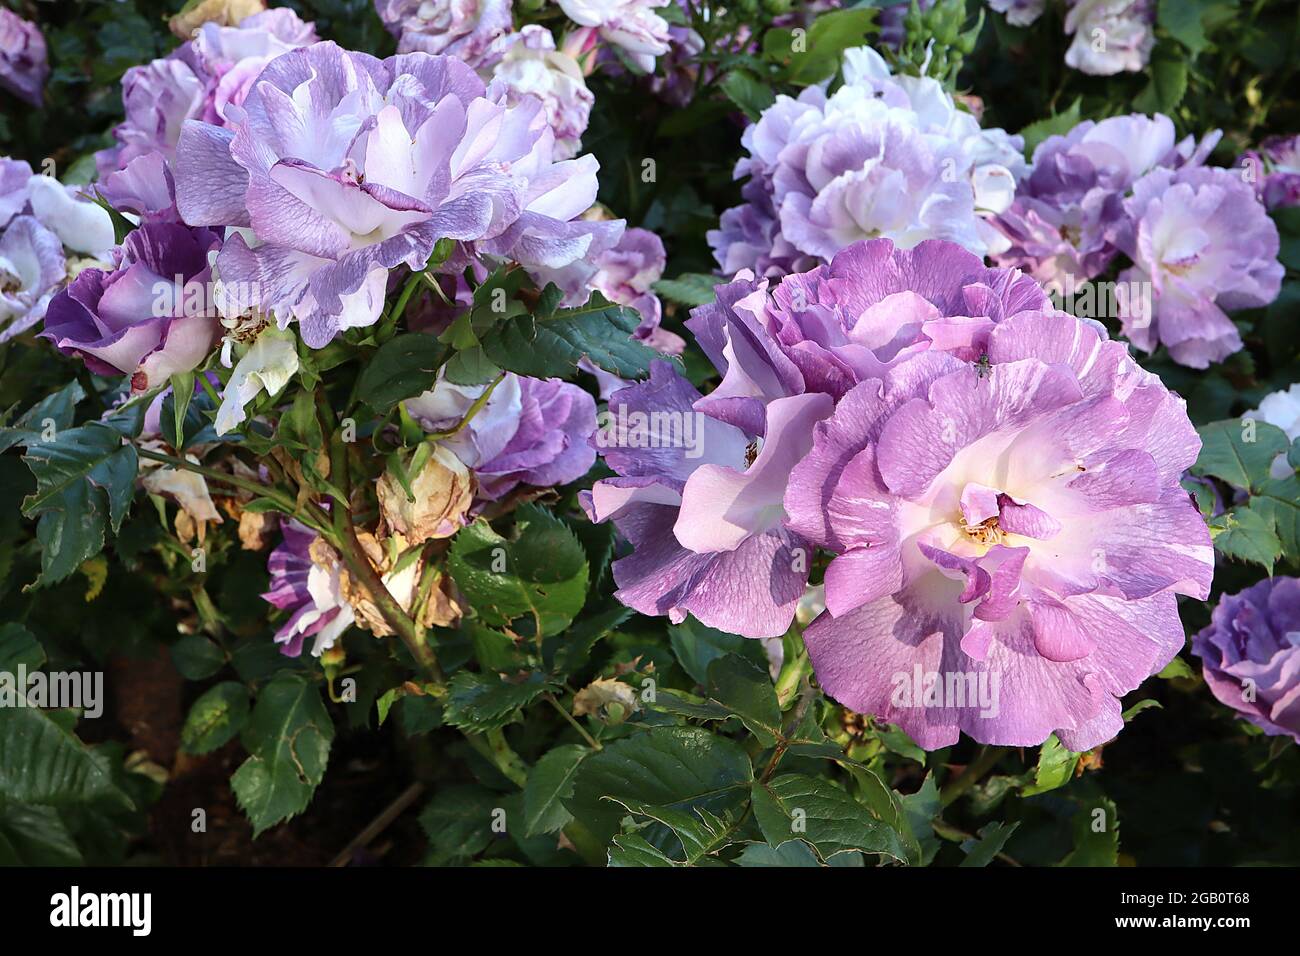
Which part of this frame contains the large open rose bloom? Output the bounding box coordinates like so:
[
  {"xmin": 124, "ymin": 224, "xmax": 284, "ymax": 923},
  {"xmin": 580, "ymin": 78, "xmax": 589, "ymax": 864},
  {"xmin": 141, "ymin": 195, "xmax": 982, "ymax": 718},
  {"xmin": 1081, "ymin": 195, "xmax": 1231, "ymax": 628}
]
[
  {"xmin": 709, "ymin": 47, "xmax": 1023, "ymax": 277},
  {"xmin": 587, "ymin": 237, "xmax": 1212, "ymax": 749},
  {"xmin": 174, "ymin": 41, "xmax": 619, "ymax": 346}
]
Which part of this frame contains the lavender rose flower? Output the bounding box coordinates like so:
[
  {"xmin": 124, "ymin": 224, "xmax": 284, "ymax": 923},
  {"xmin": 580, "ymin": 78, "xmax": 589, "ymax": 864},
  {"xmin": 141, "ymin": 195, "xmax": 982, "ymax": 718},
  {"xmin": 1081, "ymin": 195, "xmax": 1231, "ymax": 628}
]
[
  {"xmin": 41, "ymin": 223, "xmax": 222, "ymax": 392},
  {"xmin": 780, "ymin": 259, "xmax": 1211, "ymax": 750},
  {"xmin": 0, "ymin": 9, "xmax": 49, "ymax": 107},
  {"xmin": 710, "ymin": 47, "xmax": 1023, "ymax": 276},
  {"xmin": 406, "ymin": 371, "xmax": 597, "ymax": 500},
  {"xmin": 1115, "ymin": 165, "xmax": 1283, "ymax": 368},
  {"xmin": 487, "ymin": 25, "xmax": 594, "ymax": 161},
  {"xmin": 1064, "ymin": 0, "xmax": 1154, "ymax": 75},
  {"xmin": 376, "ymin": 0, "xmax": 513, "ymax": 65},
  {"xmin": 263, "ymin": 520, "xmax": 354, "ymax": 658},
  {"xmin": 559, "ymin": 0, "xmax": 672, "ymax": 72},
  {"xmin": 174, "ymin": 42, "xmax": 619, "ymax": 346},
  {"xmin": 583, "ymin": 361, "xmax": 833, "ymax": 637},
  {"xmin": 992, "ymin": 113, "xmax": 1218, "ymax": 287},
  {"xmin": 1192, "ymin": 577, "xmax": 1300, "ymax": 743},
  {"xmin": 95, "ymin": 8, "xmax": 317, "ymax": 174},
  {"xmin": 1242, "ymin": 135, "xmax": 1300, "ymax": 210},
  {"xmin": 0, "ymin": 216, "xmax": 64, "ymax": 343},
  {"xmin": 590, "ymin": 226, "xmax": 680, "ymax": 353},
  {"xmin": 689, "ymin": 239, "xmax": 1051, "ymax": 417}
]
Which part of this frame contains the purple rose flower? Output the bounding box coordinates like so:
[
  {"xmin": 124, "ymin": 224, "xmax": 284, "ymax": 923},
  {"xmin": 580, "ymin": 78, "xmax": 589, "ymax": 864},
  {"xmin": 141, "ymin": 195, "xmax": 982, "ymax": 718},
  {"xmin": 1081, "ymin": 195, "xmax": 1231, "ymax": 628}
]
[
  {"xmin": 487, "ymin": 25, "xmax": 594, "ymax": 161},
  {"xmin": 1242, "ymin": 135, "xmax": 1300, "ymax": 210},
  {"xmin": 785, "ymin": 298, "xmax": 1211, "ymax": 750},
  {"xmin": 175, "ymin": 42, "xmax": 619, "ymax": 346},
  {"xmin": 558, "ymin": 0, "xmax": 672, "ymax": 72},
  {"xmin": 590, "ymin": 226, "xmax": 681, "ymax": 353},
  {"xmin": 406, "ymin": 371, "xmax": 597, "ymax": 500},
  {"xmin": 710, "ymin": 48, "xmax": 1023, "ymax": 276},
  {"xmin": 0, "ymin": 157, "xmax": 33, "ymax": 227},
  {"xmin": 0, "ymin": 9, "xmax": 49, "ymax": 107},
  {"xmin": 0, "ymin": 215, "xmax": 64, "ymax": 343},
  {"xmin": 375, "ymin": 0, "xmax": 513, "ymax": 66},
  {"xmin": 41, "ymin": 222, "xmax": 222, "ymax": 392},
  {"xmin": 1192, "ymin": 577, "xmax": 1300, "ymax": 743},
  {"xmin": 582, "ymin": 361, "xmax": 833, "ymax": 638},
  {"xmin": 97, "ymin": 152, "xmax": 182, "ymax": 224},
  {"xmin": 1064, "ymin": 0, "xmax": 1154, "ymax": 75},
  {"xmin": 263, "ymin": 520, "xmax": 354, "ymax": 658},
  {"xmin": 95, "ymin": 8, "xmax": 317, "ymax": 175},
  {"xmin": 992, "ymin": 113, "xmax": 1220, "ymax": 287},
  {"xmin": 688, "ymin": 239, "xmax": 1051, "ymax": 419},
  {"xmin": 1114, "ymin": 164, "xmax": 1283, "ymax": 368}
]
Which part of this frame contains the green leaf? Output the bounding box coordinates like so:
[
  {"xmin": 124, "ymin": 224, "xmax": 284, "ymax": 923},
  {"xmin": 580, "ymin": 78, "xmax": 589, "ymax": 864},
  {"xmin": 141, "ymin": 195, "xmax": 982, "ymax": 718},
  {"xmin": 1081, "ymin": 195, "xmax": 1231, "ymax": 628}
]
[
  {"xmin": 443, "ymin": 670, "xmax": 554, "ymax": 734},
  {"xmin": 764, "ymin": 9, "xmax": 878, "ymax": 85},
  {"xmin": 1018, "ymin": 98, "xmax": 1082, "ymax": 156},
  {"xmin": 737, "ymin": 840, "xmax": 822, "ymax": 866},
  {"xmin": 0, "ymin": 623, "xmax": 46, "ymax": 673},
  {"xmin": 1060, "ymin": 796, "xmax": 1119, "ymax": 866},
  {"xmin": 718, "ymin": 70, "xmax": 776, "ymax": 121},
  {"xmin": 18, "ymin": 422, "xmax": 138, "ymax": 587},
  {"xmin": 565, "ymin": 727, "xmax": 752, "ymax": 846},
  {"xmin": 523, "ymin": 743, "xmax": 590, "ymax": 837},
  {"xmin": 0, "ymin": 802, "xmax": 83, "ymax": 865},
  {"xmin": 750, "ymin": 773, "xmax": 909, "ymax": 864},
  {"xmin": 668, "ymin": 616, "xmax": 768, "ymax": 685},
  {"xmin": 170, "ymin": 634, "xmax": 226, "ymax": 681},
  {"xmin": 653, "ymin": 655, "xmax": 783, "ymax": 745},
  {"xmin": 356, "ymin": 333, "xmax": 448, "ymax": 412},
  {"xmin": 230, "ymin": 673, "xmax": 334, "ymax": 837},
  {"xmin": 1192, "ymin": 418, "xmax": 1289, "ymax": 492},
  {"xmin": 603, "ymin": 799, "xmax": 739, "ymax": 864},
  {"xmin": 1212, "ymin": 504, "xmax": 1282, "ymax": 572},
  {"xmin": 1133, "ymin": 45, "xmax": 1188, "ymax": 114},
  {"xmin": 0, "ymin": 707, "xmax": 133, "ymax": 810},
  {"xmin": 1250, "ymin": 476, "xmax": 1300, "ymax": 561},
  {"xmin": 479, "ymin": 294, "xmax": 659, "ymax": 380},
  {"xmin": 959, "ymin": 821, "xmax": 1020, "ymax": 867},
  {"xmin": 181, "ymin": 682, "xmax": 250, "ymax": 755},
  {"xmin": 448, "ymin": 505, "xmax": 589, "ymax": 638},
  {"xmin": 419, "ymin": 784, "xmax": 500, "ymax": 865},
  {"xmin": 1158, "ymin": 0, "xmax": 1233, "ymax": 54},
  {"xmin": 653, "ymin": 273, "xmax": 719, "ymax": 308},
  {"xmin": 1021, "ymin": 734, "xmax": 1079, "ymax": 796},
  {"xmin": 0, "ymin": 380, "xmax": 84, "ymax": 454},
  {"xmin": 1157, "ymin": 656, "xmax": 1196, "ymax": 680},
  {"xmin": 607, "ymin": 832, "xmax": 676, "ymax": 866},
  {"xmin": 165, "ymin": 371, "xmax": 196, "ymax": 450}
]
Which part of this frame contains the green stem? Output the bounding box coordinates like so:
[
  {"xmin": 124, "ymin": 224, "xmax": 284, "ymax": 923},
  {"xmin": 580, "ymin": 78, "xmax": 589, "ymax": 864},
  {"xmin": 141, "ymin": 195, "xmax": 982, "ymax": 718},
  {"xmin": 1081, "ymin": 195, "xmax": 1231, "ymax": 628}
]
[
  {"xmin": 321, "ymin": 404, "xmax": 444, "ymax": 684},
  {"xmin": 465, "ymin": 730, "xmax": 528, "ymax": 787},
  {"xmin": 939, "ymin": 746, "xmax": 1007, "ymax": 808},
  {"xmin": 135, "ymin": 447, "xmax": 322, "ymax": 531},
  {"xmin": 545, "ymin": 694, "xmax": 602, "ymax": 750},
  {"xmin": 424, "ymin": 373, "xmax": 507, "ymax": 442}
]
